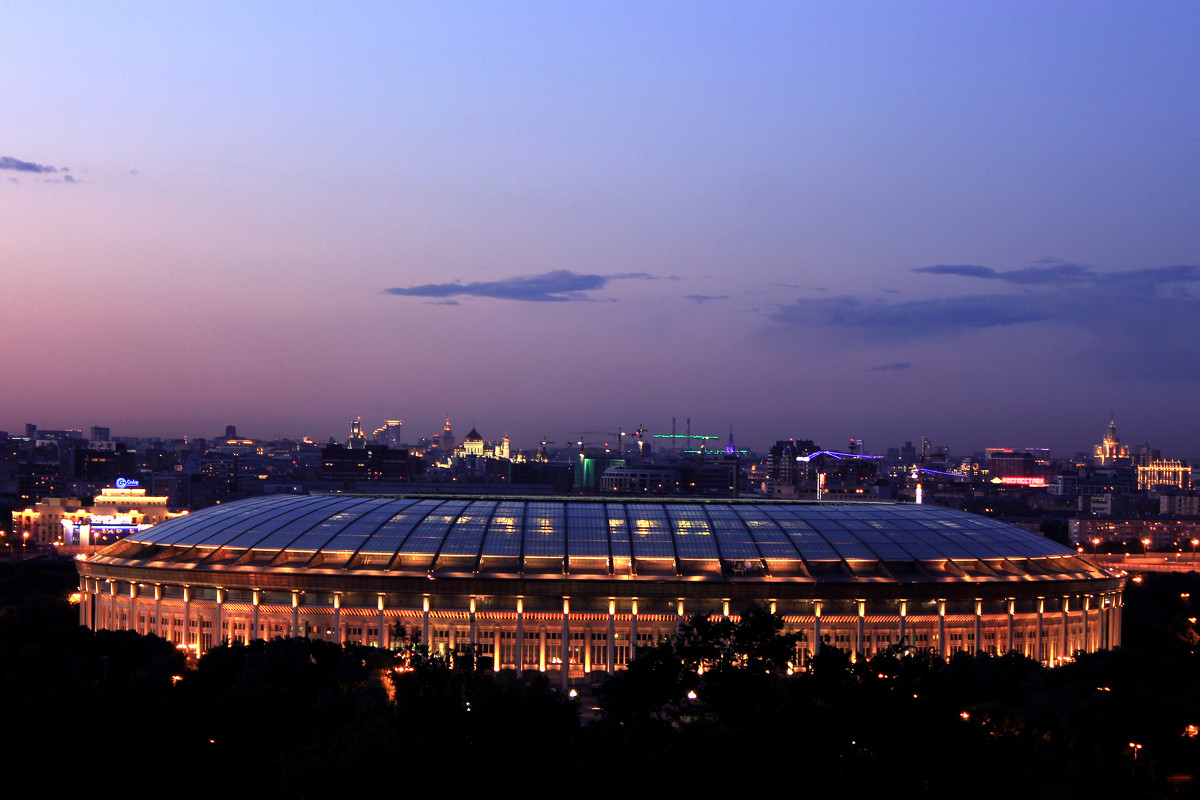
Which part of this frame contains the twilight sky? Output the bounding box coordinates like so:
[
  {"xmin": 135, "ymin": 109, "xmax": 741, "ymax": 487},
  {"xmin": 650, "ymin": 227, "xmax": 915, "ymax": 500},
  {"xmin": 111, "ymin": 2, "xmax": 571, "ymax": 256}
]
[{"xmin": 4, "ymin": 2, "xmax": 1200, "ymax": 457}]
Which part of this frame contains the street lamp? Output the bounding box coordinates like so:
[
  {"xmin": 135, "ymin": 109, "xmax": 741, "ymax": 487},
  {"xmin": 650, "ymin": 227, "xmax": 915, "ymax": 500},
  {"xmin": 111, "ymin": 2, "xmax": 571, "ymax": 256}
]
[
  {"xmin": 1092, "ymin": 537, "xmax": 1101, "ymax": 555},
  {"xmin": 1141, "ymin": 537, "xmax": 1151, "ymax": 555},
  {"xmin": 1192, "ymin": 538, "xmax": 1198, "ymax": 562}
]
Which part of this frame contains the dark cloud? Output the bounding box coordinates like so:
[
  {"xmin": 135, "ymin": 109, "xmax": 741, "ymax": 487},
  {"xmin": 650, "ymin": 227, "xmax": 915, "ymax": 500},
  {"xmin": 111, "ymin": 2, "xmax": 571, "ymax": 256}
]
[
  {"xmin": 913, "ymin": 262, "xmax": 1096, "ymax": 285},
  {"xmin": 912, "ymin": 264, "xmax": 996, "ymax": 279},
  {"xmin": 770, "ymin": 294, "xmax": 1046, "ymax": 339},
  {"xmin": 384, "ymin": 269, "xmax": 653, "ymax": 303},
  {"xmin": 424, "ymin": 300, "xmax": 460, "ymax": 306},
  {"xmin": 0, "ymin": 156, "xmax": 59, "ymax": 173},
  {"xmin": 769, "ymin": 262, "xmax": 1200, "ymax": 380},
  {"xmin": 683, "ymin": 294, "xmax": 730, "ymax": 303},
  {"xmin": 866, "ymin": 362, "xmax": 913, "ymax": 372}
]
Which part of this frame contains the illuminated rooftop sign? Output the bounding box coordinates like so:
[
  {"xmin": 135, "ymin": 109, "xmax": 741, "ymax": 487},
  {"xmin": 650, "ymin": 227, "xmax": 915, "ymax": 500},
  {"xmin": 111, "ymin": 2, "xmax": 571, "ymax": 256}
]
[
  {"xmin": 114, "ymin": 477, "xmax": 140, "ymax": 489},
  {"xmin": 991, "ymin": 477, "xmax": 1048, "ymax": 487}
]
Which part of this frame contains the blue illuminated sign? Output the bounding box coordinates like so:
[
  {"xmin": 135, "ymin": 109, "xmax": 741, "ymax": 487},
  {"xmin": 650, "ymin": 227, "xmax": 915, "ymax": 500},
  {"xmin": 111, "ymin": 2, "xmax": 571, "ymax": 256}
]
[{"xmin": 114, "ymin": 477, "xmax": 140, "ymax": 489}]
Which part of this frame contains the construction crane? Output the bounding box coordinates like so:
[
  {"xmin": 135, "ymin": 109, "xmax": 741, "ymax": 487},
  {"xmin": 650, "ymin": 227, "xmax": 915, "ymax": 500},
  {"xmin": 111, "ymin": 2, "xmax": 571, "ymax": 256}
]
[{"xmin": 572, "ymin": 430, "xmax": 625, "ymax": 454}]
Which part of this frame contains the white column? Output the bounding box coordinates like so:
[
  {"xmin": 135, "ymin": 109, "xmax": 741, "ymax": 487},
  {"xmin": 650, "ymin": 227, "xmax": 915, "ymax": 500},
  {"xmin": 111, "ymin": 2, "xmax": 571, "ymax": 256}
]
[
  {"xmin": 216, "ymin": 588, "xmax": 224, "ymax": 644},
  {"xmin": 813, "ymin": 600, "xmax": 822, "ymax": 655},
  {"xmin": 252, "ymin": 590, "xmax": 260, "ymax": 641},
  {"xmin": 561, "ymin": 597, "xmax": 570, "ymax": 691},
  {"xmin": 377, "ymin": 594, "xmax": 386, "ymax": 649},
  {"xmin": 607, "ymin": 599, "xmax": 616, "ymax": 674},
  {"xmin": 183, "ymin": 586, "xmax": 191, "ymax": 648},
  {"xmin": 129, "ymin": 583, "xmax": 138, "ymax": 632},
  {"xmin": 79, "ymin": 576, "xmax": 88, "ymax": 627},
  {"xmin": 937, "ymin": 600, "xmax": 946, "ymax": 659},
  {"xmin": 515, "ymin": 597, "xmax": 524, "ymax": 671},
  {"xmin": 1061, "ymin": 596, "xmax": 1070, "ymax": 660},
  {"xmin": 1082, "ymin": 595, "xmax": 1091, "ymax": 652},
  {"xmin": 291, "ymin": 591, "xmax": 300, "ymax": 638},
  {"xmin": 974, "ymin": 599, "xmax": 983, "ymax": 655},
  {"xmin": 1036, "ymin": 597, "xmax": 1045, "ymax": 664},
  {"xmin": 1007, "ymin": 598, "xmax": 1015, "ymax": 654},
  {"xmin": 1099, "ymin": 594, "xmax": 1109, "ymax": 649},
  {"xmin": 155, "ymin": 584, "xmax": 163, "ymax": 638},
  {"xmin": 630, "ymin": 598, "xmax": 638, "ymax": 652},
  {"xmin": 333, "ymin": 594, "xmax": 341, "ymax": 643},
  {"xmin": 857, "ymin": 600, "xmax": 866, "ymax": 660},
  {"xmin": 422, "ymin": 594, "xmax": 431, "ymax": 649},
  {"xmin": 898, "ymin": 600, "xmax": 907, "ymax": 646},
  {"xmin": 469, "ymin": 596, "xmax": 477, "ymax": 648}
]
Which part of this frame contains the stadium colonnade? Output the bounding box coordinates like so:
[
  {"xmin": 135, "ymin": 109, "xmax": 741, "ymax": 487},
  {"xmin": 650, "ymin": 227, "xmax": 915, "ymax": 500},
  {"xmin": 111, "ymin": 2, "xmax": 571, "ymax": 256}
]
[{"xmin": 76, "ymin": 494, "xmax": 1125, "ymax": 685}]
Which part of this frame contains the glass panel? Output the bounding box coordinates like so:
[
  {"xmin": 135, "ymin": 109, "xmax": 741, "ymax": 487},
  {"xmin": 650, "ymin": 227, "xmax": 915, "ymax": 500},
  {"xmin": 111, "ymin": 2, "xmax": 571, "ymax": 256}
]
[
  {"xmin": 665, "ymin": 504, "xmax": 720, "ymax": 560},
  {"xmin": 524, "ymin": 502, "xmax": 565, "ymax": 558},
  {"xmin": 626, "ymin": 505, "xmax": 675, "ymax": 560},
  {"xmin": 704, "ymin": 505, "xmax": 762, "ymax": 559},
  {"xmin": 567, "ymin": 503, "xmax": 609, "ymax": 558},
  {"xmin": 440, "ymin": 501, "xmax": 497, "ymax": 556},
  {"xmin": 481, "ymin": 502, "xmax": 525, "ymax": 557},
  {"xmin": 391, "ymin": 500, "xmax": 469, "ymax": 556}
]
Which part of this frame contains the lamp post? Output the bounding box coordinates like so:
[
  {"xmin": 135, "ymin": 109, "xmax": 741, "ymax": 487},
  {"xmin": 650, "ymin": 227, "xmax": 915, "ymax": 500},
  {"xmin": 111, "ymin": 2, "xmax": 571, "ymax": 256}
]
[
  {"xmin": 1192, "ymin": 538, "xmax": 1198, "ymax": 563},
  {"xmin": 1141, "ymin": 537, "xmax": 1151, "ymax": 555}
]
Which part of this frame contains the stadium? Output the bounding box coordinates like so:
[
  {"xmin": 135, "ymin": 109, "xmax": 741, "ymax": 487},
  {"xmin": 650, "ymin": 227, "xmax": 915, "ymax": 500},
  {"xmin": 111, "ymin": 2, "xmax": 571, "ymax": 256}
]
[{"xmin": 76, "ymin": 494, "xmax": 1124, "ymax": 684}]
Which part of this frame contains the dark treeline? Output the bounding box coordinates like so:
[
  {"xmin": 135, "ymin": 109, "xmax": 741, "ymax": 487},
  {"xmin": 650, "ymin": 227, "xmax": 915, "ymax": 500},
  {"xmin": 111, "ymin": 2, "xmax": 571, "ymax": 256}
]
[{"xmin": 3, "ymin": 561, "xmax": 1198, "ymax": 797}]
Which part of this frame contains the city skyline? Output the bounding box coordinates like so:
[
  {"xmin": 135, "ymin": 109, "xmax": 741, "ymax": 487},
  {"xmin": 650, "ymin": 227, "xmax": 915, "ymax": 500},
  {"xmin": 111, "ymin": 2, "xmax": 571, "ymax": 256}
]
[
  {"xmin": 8, "ymin": 411, "xmax": 1190, "ymax": 463},
  {"xmin": 5, "ymin": 4, "xmax": 1200, "ymax": 456}
]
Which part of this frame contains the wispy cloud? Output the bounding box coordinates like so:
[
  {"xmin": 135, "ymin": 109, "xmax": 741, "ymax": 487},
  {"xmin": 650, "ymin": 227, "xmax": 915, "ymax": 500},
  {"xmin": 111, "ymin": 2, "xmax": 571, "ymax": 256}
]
[
  {"xmin": 0, "ymin": 155, "xmax": 61, "ymax": 174},
  {"xmin": 683, "ymin": 294, "xmax": 729, "ymax": 303},
  {"xmin": 384, "ymin": 270, "xmax": 655, "ymax": 303},
  {"xmin": 866, "ymin": 362, "xmax": 913, "ymax": 372}
]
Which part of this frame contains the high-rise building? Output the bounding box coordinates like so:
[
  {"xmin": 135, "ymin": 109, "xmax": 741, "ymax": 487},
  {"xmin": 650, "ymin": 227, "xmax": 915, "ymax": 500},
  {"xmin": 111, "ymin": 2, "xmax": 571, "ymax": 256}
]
[
  {"xmin": 348, "ymin": 418, "xmax": 366, "ymax": 449},
  {"xmin": 1093, "ymin": 415, "xmax": 1130, "ymax": 466},
  {"xmin": 372, "ymin": 419, "xmax": 403, "ymax": 448}
]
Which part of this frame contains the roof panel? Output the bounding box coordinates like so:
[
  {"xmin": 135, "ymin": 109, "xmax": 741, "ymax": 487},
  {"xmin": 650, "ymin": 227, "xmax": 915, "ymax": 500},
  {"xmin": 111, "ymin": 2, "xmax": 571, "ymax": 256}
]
[
  {"xmin": 524, "ymin": 502, "xmax": 566, "ymax": 558},
  {"xmin": 567, "ymin": 503, "xmax": 609, "ymax": 559},
  {"xmin": 113, "ymin": 496, "xmax": 1092, "ymax": 580},
  {"xmin": 665, "ymin": 504, "xmax": 720, "ymax": 560},
  {"xmin": 481, "ymin": 502, "xmax": 526, "ymax": 557},
  {"xmin": 626, "ymin": 505, "xmax": 675, "ymax": 561}
]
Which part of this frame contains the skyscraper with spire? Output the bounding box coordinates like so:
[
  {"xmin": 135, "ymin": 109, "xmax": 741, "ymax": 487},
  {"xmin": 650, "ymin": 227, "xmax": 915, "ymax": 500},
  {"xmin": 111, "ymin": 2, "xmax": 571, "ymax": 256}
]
[{"xmin": 1093, "ymin": 413, "xmax": 1130, "ymax": 466}]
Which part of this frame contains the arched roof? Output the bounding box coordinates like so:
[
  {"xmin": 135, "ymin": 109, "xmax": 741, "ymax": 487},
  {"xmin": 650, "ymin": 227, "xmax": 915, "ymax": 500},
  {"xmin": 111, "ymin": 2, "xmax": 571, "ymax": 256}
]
[{"xmin": 91, "ymin": 494, "xmax": 1110, "ymax": 585}]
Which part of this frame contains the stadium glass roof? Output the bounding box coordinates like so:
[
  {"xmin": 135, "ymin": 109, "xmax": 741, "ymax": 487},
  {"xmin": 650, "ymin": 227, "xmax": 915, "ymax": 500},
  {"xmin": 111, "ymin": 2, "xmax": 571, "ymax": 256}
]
[{"xmin": 95, "ymin": 495, "xmax": 1104, "ymax": 583}]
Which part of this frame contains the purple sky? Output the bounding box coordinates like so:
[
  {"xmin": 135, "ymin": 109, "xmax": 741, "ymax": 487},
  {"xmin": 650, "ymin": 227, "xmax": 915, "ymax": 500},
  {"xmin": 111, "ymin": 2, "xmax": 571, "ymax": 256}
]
[{"xmin": 5, "ymin": 3, "xmax": 1200, "ymax": 458}]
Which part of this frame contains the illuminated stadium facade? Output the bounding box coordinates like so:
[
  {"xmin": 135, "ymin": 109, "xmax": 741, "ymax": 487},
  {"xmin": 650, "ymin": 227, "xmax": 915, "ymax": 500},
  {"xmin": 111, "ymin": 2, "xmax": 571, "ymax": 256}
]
[{"xmin": 77, "ymin": 495, "xmax": 1124, "ymax": 683}]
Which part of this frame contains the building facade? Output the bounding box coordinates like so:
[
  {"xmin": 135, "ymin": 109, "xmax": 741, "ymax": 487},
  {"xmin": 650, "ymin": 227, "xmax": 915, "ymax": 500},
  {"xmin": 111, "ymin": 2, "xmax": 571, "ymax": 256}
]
[{"xmin": 77, "ymin": 494, "xmax": 1124, "ymax": 686}]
